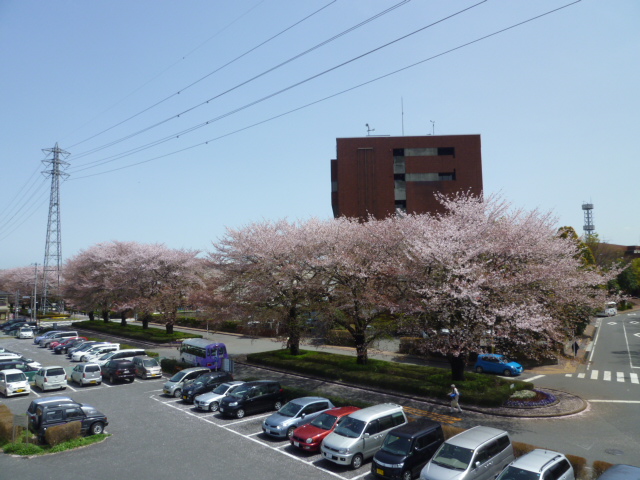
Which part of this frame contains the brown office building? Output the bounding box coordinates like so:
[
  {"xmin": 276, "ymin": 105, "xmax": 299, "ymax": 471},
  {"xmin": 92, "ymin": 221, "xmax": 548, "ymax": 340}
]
[{"xmin": 331, "ymin": 135, "xmax": 483, "ymax": 219}]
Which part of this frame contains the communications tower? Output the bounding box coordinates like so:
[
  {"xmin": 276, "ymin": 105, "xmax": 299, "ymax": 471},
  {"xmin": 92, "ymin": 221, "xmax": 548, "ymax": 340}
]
[
  {"xmin": 582, "ymin": 202, "xmax": 595, "ymax": 240},
  {"xmin": 41, "ymin": 143, "xmax": 70, "ymax": 314}
]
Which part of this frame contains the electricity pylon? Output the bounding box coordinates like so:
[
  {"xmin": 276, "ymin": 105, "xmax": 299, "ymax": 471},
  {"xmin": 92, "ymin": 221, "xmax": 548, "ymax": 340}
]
[{"xmin": 41, "ymin": 143, "xmax": 70, "ymax": 314}]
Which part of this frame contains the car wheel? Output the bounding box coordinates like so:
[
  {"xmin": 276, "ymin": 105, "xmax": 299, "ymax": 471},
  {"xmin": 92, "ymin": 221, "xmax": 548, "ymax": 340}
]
[
  {"xmin": 351, "ymin": 453, "xmax": 363, "ymax": 470},
  {"xmin": 274, "ymin": 401, "xmax": 282, "ymax": 411},
  {"xmin": 236, "ymin": 408, "xmax": 245, "ymax": 419},
  {"xmin": 210, "ymin": 402, "xmax": 219, "ymax": 412},
  {"xmin": 173, "ymin": 389, "xmax": 182, "ymax": 398},
  {"xmin": 503, "ymin": 369, "xmax": 511, "ymax": 376},
  {"xmin": 475, "ymin": 366, "xmax": 483, "ymax": 373},
  {"xmin": 286, "ymin": 426, "xmax": 296, "ymax": 439},
  {"xmin": 90, "ymin": 422, "xmax": 104, "ymax": 435}
]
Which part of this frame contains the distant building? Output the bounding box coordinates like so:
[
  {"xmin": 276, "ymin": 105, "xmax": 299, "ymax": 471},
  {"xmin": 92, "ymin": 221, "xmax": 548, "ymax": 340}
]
[{"xmin": 331, "ymin": 135, "xmax": 483, "ymax": 219}]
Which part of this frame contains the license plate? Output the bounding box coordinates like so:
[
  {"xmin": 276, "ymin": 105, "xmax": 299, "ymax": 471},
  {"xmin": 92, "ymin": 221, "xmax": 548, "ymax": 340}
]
[
  {"xmin": 293, "ymin": 441, "xmax": 300, "ymax": 447},
  {"xmin": 376, "ymin": 468, "xmax": 385, "ymax": 475}
]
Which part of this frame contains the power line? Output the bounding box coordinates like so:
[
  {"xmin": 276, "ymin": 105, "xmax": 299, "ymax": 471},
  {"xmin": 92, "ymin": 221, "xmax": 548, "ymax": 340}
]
[
  {"xmin": 67, "ymin": 0, "xmax": 410, "ymax": 168},
  {"xmin": 68, "ymin": 0, "xmax": 582, "ymax": 181}
]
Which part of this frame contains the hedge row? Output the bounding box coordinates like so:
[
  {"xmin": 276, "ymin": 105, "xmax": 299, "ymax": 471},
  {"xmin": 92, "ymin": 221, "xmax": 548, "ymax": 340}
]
[
  {"xmin": 71, "ymin": 321, "xmax": 201, "ymax": 343},
  {"xmin": 246, "ymin": 349, "xmax": 533, "ymax": 407}
]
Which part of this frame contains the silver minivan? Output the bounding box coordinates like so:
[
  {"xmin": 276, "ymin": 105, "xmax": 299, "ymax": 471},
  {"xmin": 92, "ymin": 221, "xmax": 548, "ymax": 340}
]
[
  {"xmin": 420, "ymin": 426, "xmax": 514, "ymax": 480},
  {"xmin": 321, "ymin": 403, "xmax": 407, "ymax": 469}
]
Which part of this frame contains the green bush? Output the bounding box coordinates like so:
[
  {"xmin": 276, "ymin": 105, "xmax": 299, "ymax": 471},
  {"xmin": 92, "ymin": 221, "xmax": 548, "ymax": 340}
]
[
  {"xmin": 44, "ymin": 421, "xmax": 82, "ymax": 446},
  {"xmin": 246, "ymin": 349, "xmax": 532, "ymax": 407},
  {"xmin": 71, "ymin": 320, "xmax": 201, "ymax": 343}
]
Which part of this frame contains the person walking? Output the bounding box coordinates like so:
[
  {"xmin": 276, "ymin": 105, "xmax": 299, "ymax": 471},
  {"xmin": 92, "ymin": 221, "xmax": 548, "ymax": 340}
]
[{"xmin": 449, "ymin": 384, "xmax": 462, "ymax": 413}]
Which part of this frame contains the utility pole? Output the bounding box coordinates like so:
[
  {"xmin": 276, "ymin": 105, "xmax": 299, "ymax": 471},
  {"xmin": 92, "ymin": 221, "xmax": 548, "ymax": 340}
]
[{"xmin": 41, "ymin": 143, "xmax": 70, "ymax": 315}]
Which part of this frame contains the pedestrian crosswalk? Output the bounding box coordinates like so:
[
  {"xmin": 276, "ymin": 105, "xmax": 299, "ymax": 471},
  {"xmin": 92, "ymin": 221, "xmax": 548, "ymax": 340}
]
[{"xmin": 563, "ymin": 370, "xmax": 639, "ymax": 384}]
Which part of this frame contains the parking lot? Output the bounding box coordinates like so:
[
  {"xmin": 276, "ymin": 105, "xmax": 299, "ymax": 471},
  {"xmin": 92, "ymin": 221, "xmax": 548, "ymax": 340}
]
[{"xmin": 0, "ymin": 334, "xmax": 461, "ymax": 480}]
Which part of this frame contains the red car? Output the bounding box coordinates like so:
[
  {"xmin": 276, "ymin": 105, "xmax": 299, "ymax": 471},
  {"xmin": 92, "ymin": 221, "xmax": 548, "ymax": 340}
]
[
  {"xmin": 290, "ymin": 406, "xmax": 360, "ymax": 452},
  {"xmin": 50, "ymin": 336, "xmax": 87, "ymax": 351}
]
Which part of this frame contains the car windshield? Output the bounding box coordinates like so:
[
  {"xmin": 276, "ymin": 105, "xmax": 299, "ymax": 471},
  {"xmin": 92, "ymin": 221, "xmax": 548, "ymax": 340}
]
[
  {"xmin": 7, "ymin": 372, "xmax": 26, "ymax": 382},
  {"xmin": 169, "ymin": 371, "xmax": 188, "ymax": 382},
  {"xmin": 278, "ymin": 402, "xmax": 303, "ymax": 418},
  {"xmin": 381, "ymin": 434, "xmax": 413, "ymax": 456},
  {"xmin": 310, "ymin": 413, "xmax": 338, "ymax": 430},
  {"xmin": 213, "ymin": 383, "xmax": 232, "ymax": 395},
  {"xmin": 334, "ymin": 417, "xmax": 365, "ymax": 438},
  {"xmin": 431, "ymin": 444, "xmax": 473, "ymax": 470},
  {"xmin": 497, "ymin": 466, "xmax": 540, "ymax": 480}
]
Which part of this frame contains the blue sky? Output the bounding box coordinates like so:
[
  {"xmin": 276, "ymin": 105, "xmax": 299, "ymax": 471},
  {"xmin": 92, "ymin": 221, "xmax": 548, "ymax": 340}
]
[{"xmin": 1, "ymin": 0, "xmax": 638, "ymax": 270}]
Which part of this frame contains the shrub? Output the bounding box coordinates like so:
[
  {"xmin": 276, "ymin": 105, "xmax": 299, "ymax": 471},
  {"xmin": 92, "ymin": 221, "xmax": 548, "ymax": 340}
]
[
  {"xmin": 592, "ymin": 460, "xmax": 614, "ymax": 478},
  {"xmin": 565, "ymin": 454, "xmax": 588, "ymax": 480},
  {"xmin": 512, "ymin": 441, "xmax": 537, "ymax": 457},
  {"xmin": 44, "ymin": 421, "xmax": 82, "ymax": 446}
]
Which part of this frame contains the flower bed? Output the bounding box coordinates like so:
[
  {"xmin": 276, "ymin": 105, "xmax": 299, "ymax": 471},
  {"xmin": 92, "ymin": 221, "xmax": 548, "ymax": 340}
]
[{"xmin": 504, "ymin": 389, "xmax": 557, "ymax": 408}]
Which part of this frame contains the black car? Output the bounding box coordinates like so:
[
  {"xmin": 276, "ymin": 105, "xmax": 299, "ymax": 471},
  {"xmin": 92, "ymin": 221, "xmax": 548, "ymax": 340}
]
[
  {"xmin": 181, "ymin": 371, "xmax": 233, "ymax": 403},
  {"xmin": 371, "ymin": 418, "xmax": 444, "ymax": 480},
  {"xmin": 218, "ymin": 380, "xmax": 284, "ymax": 419},
  {"xmin": 28, "ymin": 399, "xmax": 108, "ymax": 443},
  {"xmin": 101, "ymin": 359, "xmax": 135, "ymax": 383}
]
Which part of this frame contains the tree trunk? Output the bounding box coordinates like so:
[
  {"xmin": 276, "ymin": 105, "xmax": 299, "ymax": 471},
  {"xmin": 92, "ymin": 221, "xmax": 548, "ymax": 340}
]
[
  {"xmin": 449, "ymin": 354, "xmax": 467, "ymax": 381},
  {"xmin": 88, "ymin": 311, "xmax": 95, "ymax": 321},
  {"xmin": 101, "ymin": 309, "xmax": 110, "ymax": 323},
  {"xmin": 354, "ymin": 332, "xmax": 368, "ymax": 365},
  {"xmin": 120, "ymin": 311, "xmax": 127, "ymax": 327}
]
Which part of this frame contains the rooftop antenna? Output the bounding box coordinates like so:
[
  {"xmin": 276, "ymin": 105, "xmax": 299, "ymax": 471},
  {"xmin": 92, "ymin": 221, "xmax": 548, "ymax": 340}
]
[
  {"xmin": 366, "ymin": 123, "xmax": 375, "ymax": 136},
  {"xmin": 430, "ymin": 120, "xmax": 435, "ymax": 136}
]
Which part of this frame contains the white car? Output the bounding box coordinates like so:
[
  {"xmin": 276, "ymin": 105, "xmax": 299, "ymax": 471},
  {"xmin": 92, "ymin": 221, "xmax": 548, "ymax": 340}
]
[
  {"xmin": 17, "ymin": 327, "xmax": 34, "ymax": 339},
  {"xmin": 0, "ymin": 368, "xmax": 31, "ymax": 397},
  {"xmin": 194, "ymin": 381, "xmax": 245, "ymax": 412},
  {"xmin": 33, "ymin": 366, "xmax": 68, "ymax": 391}
]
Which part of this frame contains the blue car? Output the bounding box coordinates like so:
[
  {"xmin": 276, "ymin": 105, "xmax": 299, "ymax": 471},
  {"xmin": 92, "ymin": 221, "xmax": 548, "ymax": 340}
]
[{"xmin": 474, "ymin": 354, "xmax": 523, "ymax": 376}]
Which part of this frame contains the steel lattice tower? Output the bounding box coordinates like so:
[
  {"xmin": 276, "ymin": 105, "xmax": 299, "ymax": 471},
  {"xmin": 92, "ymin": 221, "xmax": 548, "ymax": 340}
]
[{"xmin": 41, "ymin": 143, "xmax": 70, "ymax": 314}]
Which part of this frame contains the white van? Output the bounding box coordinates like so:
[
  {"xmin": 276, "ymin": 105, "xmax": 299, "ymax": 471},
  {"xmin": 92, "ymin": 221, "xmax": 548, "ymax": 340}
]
[
  {"xmin": 420, "ymin": 426, "xmax": 514, "ymax": 480},
  {"xmin": 321, "ymin": 403, "xmax": 407, "ymax": 469}
]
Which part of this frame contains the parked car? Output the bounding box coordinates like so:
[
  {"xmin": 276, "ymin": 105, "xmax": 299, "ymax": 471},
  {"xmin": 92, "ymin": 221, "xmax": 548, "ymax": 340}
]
[
  {"xmin": 17, "ymin": 326, "xmax": 34, "ymax": 339},
  {"xmin": 419, "ymin": 426, "xmax": 514, "ymax": 480},
  {"xmin": 496, "ymin": 449, "xmax": 574, "ymax": 480},
  {"xmin": 53, "ymin": 337, "xmax": 88, "ymax": 354},
  {"xmin": 181, "ymin": 371, "xmax": 234, "ymax": 403},
  {"xmin": 262, "ymin": 396, "xmax": 335, "ymax": 439},
  {"xmin": 101, "ymin": 359, "xmax": 135, "ymax": 383},
  {"xmin": 0, "ymin": 359, "xmax": 39, "ymax": 382},
  {"xmin": 0, "ymin": 368, "xmax": 31, "ymax": 397},
  {"xmin": 28, "ymin": 399, "xmax": 108, "ymax": 443},
  {"xmin": 290, "ymin": 406, "xmax": 360, "ymax": 453},
  {"xmin": 132, "ymin": 355, "xmax": 163, "ymax": 379},
  {"xmin": 34, "ymin": 366, "xmax": 68, "ymax": 392},
  {"xmin": 70, "ymin": 363, "xmax": 102, "ymax": 387},
  {"xmin": 194, "ymin": 381, "xmax": 245, "ymax": 412},
  {"xmin": 596, "ymin": 464, "xmax": 640, "ymax": 479},
  {"xmin": 321, "ymin": 403, "xmax": 408, "ymax": 469},
  {"xmin": 162, "ymin": 367, "xmax": 210, "ymax": 398},
  {"xmin": 95, "ymin": 348, "xmax": 147, "ymax": 367},
  {"xmin": 218, "ymin": 380, "xmax": 285, "ymax": 419},
  {"xmin": 473, "ymin": 354, "xmax": 523, "ymax": 376},
  {"xmin": 372, "ymin": 418, "xmax": 444, "ymax": 480}
]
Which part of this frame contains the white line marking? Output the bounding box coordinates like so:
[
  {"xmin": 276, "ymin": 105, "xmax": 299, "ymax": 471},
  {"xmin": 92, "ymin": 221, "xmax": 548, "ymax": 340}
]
[
  {"xmin": 617, "ymin": 372, "xmax": 625, "ymax": 382},
  {"xmin": 525, "ymin": 375, "xmax": 546, "ymax": 382},
  {"xmin": 591, "ymin": 370, "xmax": 598, "ymax": 380},
  {"xmin": 631, "ymin": 373, "xmax": 639, "ymax": 384},
  {"xmin": 603, "ymin": 371, "xmax": 611, "ymax": 381}
]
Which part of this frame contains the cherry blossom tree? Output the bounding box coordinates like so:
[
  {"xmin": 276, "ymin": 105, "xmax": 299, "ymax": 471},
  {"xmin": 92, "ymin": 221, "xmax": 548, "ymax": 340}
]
[
  {"xmin": 395, "ymin": 193, "xmax": 619, "ymax": 380},
  {"xmin": 209, "ymin": 219, "xmax": 327, "ymax": 355}
]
